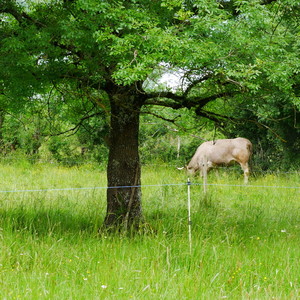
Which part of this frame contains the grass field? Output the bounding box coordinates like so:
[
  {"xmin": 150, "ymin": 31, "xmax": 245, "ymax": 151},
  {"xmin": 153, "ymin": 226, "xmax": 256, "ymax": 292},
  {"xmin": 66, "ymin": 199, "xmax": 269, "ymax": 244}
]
[{"xmin": 0, "ymin": 161, "xmax": 299, "ymax": 299}]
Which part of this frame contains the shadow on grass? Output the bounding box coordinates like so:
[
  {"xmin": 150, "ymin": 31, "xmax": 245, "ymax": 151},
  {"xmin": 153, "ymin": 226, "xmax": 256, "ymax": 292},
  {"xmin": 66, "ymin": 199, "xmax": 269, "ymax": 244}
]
[
  {"xmin": 0, "ymin": 206, "xmax": 103, "ymax": 237},
  {"xmin": 1, "ymin": 193, "xmax": 300, "ymax": 243}
]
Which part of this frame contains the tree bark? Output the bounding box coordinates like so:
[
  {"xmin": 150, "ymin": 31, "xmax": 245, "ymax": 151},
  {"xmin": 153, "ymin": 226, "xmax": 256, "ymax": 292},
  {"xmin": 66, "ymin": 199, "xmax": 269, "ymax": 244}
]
[{"xmin": 103, "ymin": 93, "xmax": 144, "ymax": 231}]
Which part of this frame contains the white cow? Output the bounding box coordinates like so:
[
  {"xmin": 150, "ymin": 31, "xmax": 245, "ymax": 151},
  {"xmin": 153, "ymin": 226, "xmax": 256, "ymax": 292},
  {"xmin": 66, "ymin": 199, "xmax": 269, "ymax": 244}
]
[{"xmin": 185, "ymin": 137, "xmax": 252, "ymax": 184}]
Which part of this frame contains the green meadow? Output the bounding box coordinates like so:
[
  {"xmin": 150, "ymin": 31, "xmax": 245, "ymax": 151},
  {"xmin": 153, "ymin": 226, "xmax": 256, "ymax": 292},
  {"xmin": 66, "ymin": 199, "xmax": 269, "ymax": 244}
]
[{"xmin": 0, "ymin": 162, "xmax": 299, "ymax": 299}]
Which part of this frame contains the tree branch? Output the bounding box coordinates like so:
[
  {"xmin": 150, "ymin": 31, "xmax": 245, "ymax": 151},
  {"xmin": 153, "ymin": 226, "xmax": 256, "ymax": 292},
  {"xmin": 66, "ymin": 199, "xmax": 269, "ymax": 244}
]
[
  {"xmin": 144, "ymin": 99, "xmax": 185, "ymax": 109},
  {"xmin": 197, "ymin": 109, "xmax": 287, "ymax": 142},
  {"xmin": 141, "ymin": 110, "xmax": 180, "ymax": 124},
  {"xmin": 182, "ymin": 73, "xmax": 212, "ymax": 97},
  {"xmin": 145, "ymin": 91, "xmax": 184, "ymax": 103},
  {"xmin": 47, "ymin": 112, "xmax": 102, "ymax": 137},
  {"xmin": 145, "ymin": 90, "xmax": 234, "ymax": 111},
  {"xmin": 0, "ymin": 0, "xmax": 45, "ymax": 27}
]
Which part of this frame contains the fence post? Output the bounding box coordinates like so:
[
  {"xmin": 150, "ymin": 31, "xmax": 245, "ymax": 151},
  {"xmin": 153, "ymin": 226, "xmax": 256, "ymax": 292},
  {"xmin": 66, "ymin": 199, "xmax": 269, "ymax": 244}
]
[
  {"xmin": 203, "ymin": 156, "xmax": 208, "ymax": 194},
  {"xmin": 177, "ymin": 136, "xmax": 181, "ymax": 159},
  {"xmin": 187, "ymin": 178, "xmax": 192, "ymax": 254}
]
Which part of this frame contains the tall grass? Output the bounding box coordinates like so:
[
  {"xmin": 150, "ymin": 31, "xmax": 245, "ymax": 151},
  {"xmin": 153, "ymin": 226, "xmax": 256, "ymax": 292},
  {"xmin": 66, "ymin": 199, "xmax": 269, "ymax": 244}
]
[{"xmin": 0, "ymin": 162, "xmax": 299, "ymax": 299}]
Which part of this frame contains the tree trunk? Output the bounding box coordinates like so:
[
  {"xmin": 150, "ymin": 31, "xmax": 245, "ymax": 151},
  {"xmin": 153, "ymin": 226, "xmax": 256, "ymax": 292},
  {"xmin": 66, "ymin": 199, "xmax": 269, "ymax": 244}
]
[{"xmin": 103, "ymin": 93, "xmax": 144, "ymax": 231}]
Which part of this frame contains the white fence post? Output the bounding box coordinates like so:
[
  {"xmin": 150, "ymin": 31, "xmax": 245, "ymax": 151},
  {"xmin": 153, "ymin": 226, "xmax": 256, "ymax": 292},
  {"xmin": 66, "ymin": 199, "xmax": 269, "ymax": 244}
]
[
  {"xmin": 187, "ymin": 178, "xmax": 192, "ymax": 254},
  {"xmin": 203, "ymin": 156, "xmax": 208, "ymax": 194}
]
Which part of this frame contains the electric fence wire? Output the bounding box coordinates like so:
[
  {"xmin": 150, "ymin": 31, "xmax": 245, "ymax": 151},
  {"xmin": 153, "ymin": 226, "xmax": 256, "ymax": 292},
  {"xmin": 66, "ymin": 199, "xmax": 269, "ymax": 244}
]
[{"xmin": 0, "ymin": 181, "xmax": 299, "ymax": 194}]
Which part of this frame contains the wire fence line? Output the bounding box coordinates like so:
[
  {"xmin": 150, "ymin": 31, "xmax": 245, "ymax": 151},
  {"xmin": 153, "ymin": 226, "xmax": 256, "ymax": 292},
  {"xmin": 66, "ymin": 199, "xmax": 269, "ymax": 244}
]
[{"xmin": 0, "ymin": 181, "xmax": 299, "ymax": 194}]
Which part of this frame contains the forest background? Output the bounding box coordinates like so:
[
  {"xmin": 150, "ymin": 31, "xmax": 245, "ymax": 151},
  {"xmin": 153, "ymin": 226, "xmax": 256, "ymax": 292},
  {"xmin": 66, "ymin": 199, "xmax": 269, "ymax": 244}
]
[{"xmin": 1, "ymin": 93, "xmax": 299, "ymax": 172}]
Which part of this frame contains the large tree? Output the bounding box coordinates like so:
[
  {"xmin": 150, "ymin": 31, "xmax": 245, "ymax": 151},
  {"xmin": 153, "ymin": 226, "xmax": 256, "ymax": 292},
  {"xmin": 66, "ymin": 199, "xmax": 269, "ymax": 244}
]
[{"xmin": 1, "ymin": 0, "xmax": 299, "ymax": 230}]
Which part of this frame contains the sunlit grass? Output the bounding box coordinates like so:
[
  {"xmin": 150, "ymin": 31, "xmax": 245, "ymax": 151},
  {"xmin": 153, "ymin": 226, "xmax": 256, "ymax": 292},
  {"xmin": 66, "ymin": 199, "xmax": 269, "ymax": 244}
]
[{"xmin": 0, "ymin": 162, "xmax": 299, "ymax": 299}]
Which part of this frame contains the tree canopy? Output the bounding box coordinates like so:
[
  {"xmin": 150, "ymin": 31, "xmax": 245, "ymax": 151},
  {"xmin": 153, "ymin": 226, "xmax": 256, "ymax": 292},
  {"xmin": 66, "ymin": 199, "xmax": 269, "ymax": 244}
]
[{"xmin": 1, "ymin": 0, "xmax": 299, "ymax": 230}]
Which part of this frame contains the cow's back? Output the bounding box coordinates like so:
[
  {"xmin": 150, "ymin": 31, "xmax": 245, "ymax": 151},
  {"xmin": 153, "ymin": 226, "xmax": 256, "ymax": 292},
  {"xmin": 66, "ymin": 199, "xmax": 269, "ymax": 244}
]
[{"xmin": 196, "ymin": 138, "xmax": 252, "ymax": 165}]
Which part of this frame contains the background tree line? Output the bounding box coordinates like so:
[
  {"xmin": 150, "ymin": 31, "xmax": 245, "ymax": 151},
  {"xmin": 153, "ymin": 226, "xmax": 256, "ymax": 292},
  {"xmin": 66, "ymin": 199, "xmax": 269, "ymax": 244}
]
[{"xmin": 0, "ymin": 94, "xmax": 299, "ymax": 171}]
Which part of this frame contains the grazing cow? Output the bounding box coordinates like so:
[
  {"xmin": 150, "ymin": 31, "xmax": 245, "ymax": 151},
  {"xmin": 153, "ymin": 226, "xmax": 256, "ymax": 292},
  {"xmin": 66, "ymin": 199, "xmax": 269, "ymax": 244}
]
[{"xmin": 185, "ymin": 137, "xmax": 252, "ymax": 184}]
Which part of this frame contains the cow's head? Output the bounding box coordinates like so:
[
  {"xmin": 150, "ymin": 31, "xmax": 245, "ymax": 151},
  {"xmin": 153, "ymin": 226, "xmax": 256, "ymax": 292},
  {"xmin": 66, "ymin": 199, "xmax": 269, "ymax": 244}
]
[{"xmin": 186, "ymin": 164, "xmax": 198, "ymax": 176}]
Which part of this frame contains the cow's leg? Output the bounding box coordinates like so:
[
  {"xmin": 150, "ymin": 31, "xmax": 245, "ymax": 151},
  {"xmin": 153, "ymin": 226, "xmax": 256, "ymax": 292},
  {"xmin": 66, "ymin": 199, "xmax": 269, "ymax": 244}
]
[
  {"xmin": 240, "ymin": 162, "xmax": 250, "ymax": 184},
  {"xmin": 199, "ymin": 157, "xmax": 209, "ymax": 193}
]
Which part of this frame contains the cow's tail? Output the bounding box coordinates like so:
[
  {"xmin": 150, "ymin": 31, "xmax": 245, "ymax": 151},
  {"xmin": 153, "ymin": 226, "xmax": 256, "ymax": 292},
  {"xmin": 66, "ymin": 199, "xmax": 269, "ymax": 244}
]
[
  {"xmin": 247, "ymin": 141, "xmax": 253, "ymax": 175},
  {"xmin": 247, "ymin": 140, "xmax": 253, "ymax": 157}
]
